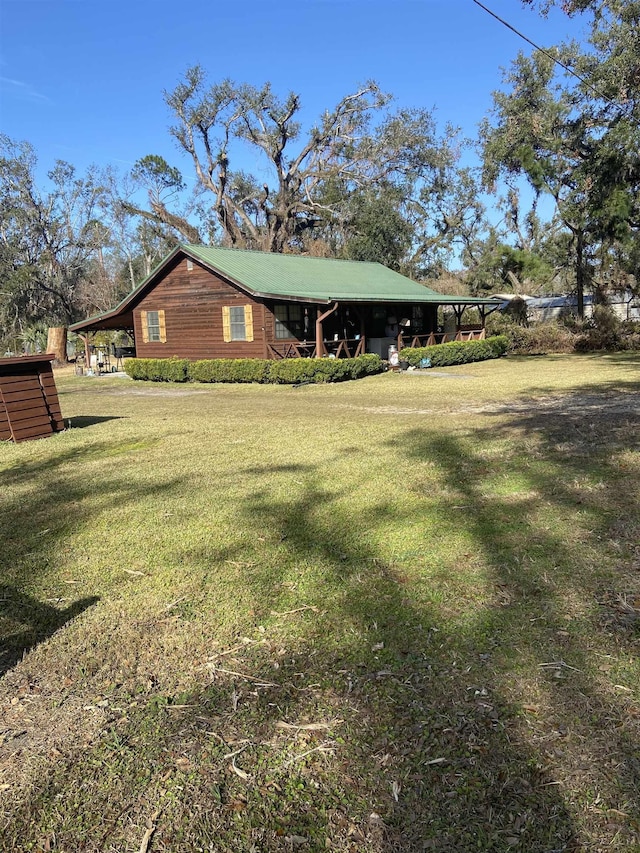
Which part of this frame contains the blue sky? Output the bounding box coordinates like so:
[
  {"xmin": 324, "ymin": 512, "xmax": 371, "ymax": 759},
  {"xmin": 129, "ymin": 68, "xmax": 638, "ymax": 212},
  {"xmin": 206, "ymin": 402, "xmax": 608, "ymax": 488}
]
[{"xmin": 1, "ymin": 0, "xmax": 585, "ymax": 187}]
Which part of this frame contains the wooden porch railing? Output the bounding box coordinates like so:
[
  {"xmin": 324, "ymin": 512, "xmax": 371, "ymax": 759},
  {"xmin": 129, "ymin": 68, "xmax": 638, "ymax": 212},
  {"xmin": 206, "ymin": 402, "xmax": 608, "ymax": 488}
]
[
  {"xmin": 266, "ymin": 341, "xmax": 317, "ymax": 359},
  {"xmin": 266, "ymin": 337, "xmax": 366, "ymax": 360},
  {"xmin": 266, "ymin": 330, "xmax": 485, "ymax": 360},
  {"xmin": 456, "ymin": 327, "xmax": 486, "ymax": 341},
  {"xmin": 318, "ymin": 337, "xmax": 366, "ymax": 358},
  {"xmin": 399, "ymin": 328, "xmax": 486, "ymax": 349}
]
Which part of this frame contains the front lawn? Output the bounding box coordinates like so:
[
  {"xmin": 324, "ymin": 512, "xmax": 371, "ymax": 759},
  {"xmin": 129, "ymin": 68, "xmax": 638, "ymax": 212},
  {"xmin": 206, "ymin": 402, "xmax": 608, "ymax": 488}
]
[{"xmin": 1, "ymin": 353, "xmax": 639, "ymax": 852}]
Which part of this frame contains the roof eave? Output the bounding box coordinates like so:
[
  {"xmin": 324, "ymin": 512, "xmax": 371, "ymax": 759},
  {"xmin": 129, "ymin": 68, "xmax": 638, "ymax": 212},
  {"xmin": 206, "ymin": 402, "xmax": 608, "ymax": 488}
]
[{"xmin": 251, "ymin": 293, "xmax": 503, "ymax": 305}]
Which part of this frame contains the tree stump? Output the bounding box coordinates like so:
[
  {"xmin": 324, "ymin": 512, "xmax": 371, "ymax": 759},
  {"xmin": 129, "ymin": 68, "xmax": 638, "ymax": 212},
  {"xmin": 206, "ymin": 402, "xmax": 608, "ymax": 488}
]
[{"xmin": 46, "ymin": 327, "xmax": 68, "ymax": 364}]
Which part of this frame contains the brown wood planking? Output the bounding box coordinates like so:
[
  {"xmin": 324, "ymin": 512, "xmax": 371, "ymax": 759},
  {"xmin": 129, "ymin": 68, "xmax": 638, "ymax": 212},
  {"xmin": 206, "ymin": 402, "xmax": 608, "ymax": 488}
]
[
  {"xmin": 3, "ymin": 380, "xmax": 45, "ymax": 401},
  {"xmin": 0, "ymin": 376, "xmax": 47, "ymax": 392},
  {"xmin": 4, "ymin": 402, "xmax": 47, "ymax": 416},
  {"xmin": 4, "ymin": 403, "xmax": 52, "ymax": 423},
  {"xmin": 3, "ymin": 387, "xmax": 47, "ymax": 406},
  {"xmin": 9, "ymin": 412, "xmax": 53, "ymax": 432},
  {"xmin": 5, "ymin": 414, "xmax": 55, "ymax": 441},
  {"xmin": 0, "ymin": 406, "xmax": 11, "ymax": 441},
  {"xmin": 39, "ymin": 374, "xmax": 60, "ymax": 392},
  {"xmin": 0, "ymin": 354, "xmax": 64, "ymax": 442},
  {"xmin": 11, "ymin": 422, "xmax": 55, "ymax": 442},
  {"xmin": 39, "ymin": 373, "xmax": 64, "ymax": 428},
  {"xmin": 49, "ymin": 413, "xmax": 65, "ymax": 431},
  {"xmin": 134, "ymin": 257, "xmax": 272, "ymax": 360}
]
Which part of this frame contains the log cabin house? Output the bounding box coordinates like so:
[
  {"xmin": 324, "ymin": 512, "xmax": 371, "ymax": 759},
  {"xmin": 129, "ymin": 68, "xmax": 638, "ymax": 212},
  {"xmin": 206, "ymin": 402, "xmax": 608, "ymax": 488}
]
[{"xmin": 70, "ymin": 245, "xmax": 501, "ymax": 361}]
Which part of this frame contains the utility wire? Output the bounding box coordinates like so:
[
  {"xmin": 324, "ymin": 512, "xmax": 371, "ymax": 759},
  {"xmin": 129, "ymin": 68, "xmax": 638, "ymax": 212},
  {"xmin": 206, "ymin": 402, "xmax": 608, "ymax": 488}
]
[{"xmin": 471, "ymin": 0, "xmax": 614, "ymax": 106}]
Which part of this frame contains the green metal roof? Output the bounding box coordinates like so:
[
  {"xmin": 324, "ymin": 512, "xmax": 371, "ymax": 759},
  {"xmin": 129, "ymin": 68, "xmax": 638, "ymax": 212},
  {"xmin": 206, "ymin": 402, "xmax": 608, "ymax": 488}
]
[
  {"xmin": 70, "ymin": 244, "xmax": 500, "ymax": 333},
  {"xmin": 184, "ymin": 244, "xmax": 492, "ymax": 304}
]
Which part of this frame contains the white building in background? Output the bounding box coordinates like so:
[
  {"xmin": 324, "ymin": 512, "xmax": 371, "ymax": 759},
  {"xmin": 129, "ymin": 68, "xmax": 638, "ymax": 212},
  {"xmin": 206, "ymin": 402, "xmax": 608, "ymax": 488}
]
[{"xmin": 497, "ymin": 291, "xmax": 640, "ymax": 323}]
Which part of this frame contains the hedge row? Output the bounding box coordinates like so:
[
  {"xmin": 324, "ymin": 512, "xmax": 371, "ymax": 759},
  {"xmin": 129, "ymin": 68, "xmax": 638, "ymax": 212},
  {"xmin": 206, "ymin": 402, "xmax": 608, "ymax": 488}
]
[
  {"xmin": 485, "ymin": 312, "xmax": 640, "ymax": 355},
  {"xmin": 398, "ymin": 335, "xmax": 509, "ymax": 367},
  {"xmin": 124, "ymin": 353, "xmax": 384, "ymax": 384},
  {"xmin": 123, "ymin": 339, "xmax": 508, "ymax": 384}
]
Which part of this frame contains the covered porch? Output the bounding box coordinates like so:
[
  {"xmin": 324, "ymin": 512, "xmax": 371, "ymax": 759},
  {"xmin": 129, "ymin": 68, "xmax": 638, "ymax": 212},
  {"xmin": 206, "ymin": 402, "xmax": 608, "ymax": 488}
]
[
  {"xmin": 263, "ymin": 297, "xmax": 499, "ymax": 360},
  {"xmin": 70, "ymin": 245, "xmax": 502, "ymax": 363}
]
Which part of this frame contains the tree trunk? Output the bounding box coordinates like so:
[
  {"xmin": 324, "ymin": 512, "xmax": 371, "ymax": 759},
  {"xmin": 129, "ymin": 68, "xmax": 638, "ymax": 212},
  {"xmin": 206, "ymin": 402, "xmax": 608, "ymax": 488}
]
[
  {"xmin": 575, "ymin": 231, "xmax": 585, "ymax": 319},
  {"xmin": 47, "ymin": 327, "xmax": 68, "ymax": 364}
]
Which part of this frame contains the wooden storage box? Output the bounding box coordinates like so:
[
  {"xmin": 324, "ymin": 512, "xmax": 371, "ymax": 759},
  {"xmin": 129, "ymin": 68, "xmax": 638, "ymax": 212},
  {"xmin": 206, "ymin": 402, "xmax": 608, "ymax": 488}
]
[{"xmin": 0, "ymin": 355, "xmax": 65, "ymax": 443}]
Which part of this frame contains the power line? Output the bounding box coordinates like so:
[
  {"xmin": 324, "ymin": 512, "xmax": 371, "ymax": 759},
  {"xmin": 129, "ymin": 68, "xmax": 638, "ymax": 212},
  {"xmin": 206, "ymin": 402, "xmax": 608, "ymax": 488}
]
[{"xmin": 471, "ymin": 0, "xmax": 612, "ymax": 105}]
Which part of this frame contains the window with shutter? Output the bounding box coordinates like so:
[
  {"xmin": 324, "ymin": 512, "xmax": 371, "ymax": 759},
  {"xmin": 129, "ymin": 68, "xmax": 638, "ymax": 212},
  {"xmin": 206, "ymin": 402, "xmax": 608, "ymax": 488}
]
[
  {"xmin": 141, "ymin": 309, "xmax": 166, "ymax": 343},
  {"xmin": 229, "ymin": 306, "xmax": 246, "ymax": 340},
  {"xmin": 223, "ymin": 305, "xmax": 254, "ymax": 341}
]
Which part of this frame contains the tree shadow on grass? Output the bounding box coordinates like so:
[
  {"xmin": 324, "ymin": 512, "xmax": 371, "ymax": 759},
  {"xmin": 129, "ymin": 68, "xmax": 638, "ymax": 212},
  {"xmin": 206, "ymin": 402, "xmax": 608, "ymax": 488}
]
[
  {"xmin": 5, "ymin": 383, "xmax": 639, "ymax": 851},
  {"xmin": 0, "ymin": 440, "xmax": 187, "ymax": 658},
  {"xmin": 1, "ymin": 471, "xmax": 580, "ymax": 852},
  {"xmin": 0, "ymin": 586, "xmax": 99, "ymax": 677},
  {"xmin": 218, "ymin": 477, "xmax": 581, "ymax": 852},
  {"xmin": 381, "ymin": 387, "xmax": 640, "ymax": 849},
  {"xmin": 178, "ymin": 382, "xmax": 637, "ymax": 850}
]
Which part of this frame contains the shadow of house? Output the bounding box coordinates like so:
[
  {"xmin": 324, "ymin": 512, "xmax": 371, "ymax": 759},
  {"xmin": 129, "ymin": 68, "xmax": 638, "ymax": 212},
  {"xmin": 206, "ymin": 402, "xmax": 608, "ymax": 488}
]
[{"xmin": 66, "ymin": 415, "xmax": 124, "ymax": 430}]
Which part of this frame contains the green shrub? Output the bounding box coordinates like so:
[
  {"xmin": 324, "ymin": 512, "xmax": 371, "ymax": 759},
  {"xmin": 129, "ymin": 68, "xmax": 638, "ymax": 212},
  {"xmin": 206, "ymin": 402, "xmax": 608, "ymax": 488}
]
[
  {"xmin": 574, "ymin": 309, "xmax": 640, "ymax": 351},
  {"xmin": 124, "ymin": 354, "xmax": 383, "ymax": 385},
  {"xmin": 620, "ymin": 320, "xmax": 640, "ymax": 351},
  {"xmin": 267, "ymin": 357, "xmax": 338, "ymax": 384},
  {"xmin": 123, "ymin": 358, "xmax": 142, "ymax": 379},
  {"xmin": 500, "ymin": 323, "xmax": 576, "ymax": 355},
  {"xmin": 188, "ymin": 358, "xmax": 270, "ymax": 383},
  {"xmin": 124, "ymin": 357, "xmax": 189, "ymax": 381},
  {"xmin": 348, "ymin": 353, "xmax": 385, "ymax": 378},
  {"xmin": 573, "ymin": 306, "xmax": 638, "ymax": 351},
  {"xmin": 267, "ymin": 354, "xmax": 382, "ymax": 384},
  {"xmin": 484, "ymin": 304, "xmax": 640, "ymax": 354},
  {"xmin": 485, "ymin": 312, "xmax": 515, "ymax": 337},
  {"xmin": 486, "ymin": 335, "xmax": 509, "ymax": 357},
  {"xmin": 398, "ymin": 336, "xmax": 508, "ymax": 368}
]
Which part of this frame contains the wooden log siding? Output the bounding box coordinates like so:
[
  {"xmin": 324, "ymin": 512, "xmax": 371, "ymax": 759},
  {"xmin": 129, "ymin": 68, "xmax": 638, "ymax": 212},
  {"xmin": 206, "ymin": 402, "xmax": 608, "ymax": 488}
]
[
  {"xmin": 133, "ymin": 257, "xmax": 266, "ymax": 360},
  {"xmin": 0, "ymin": 355, "xmax": 64, "ymax": 443}
]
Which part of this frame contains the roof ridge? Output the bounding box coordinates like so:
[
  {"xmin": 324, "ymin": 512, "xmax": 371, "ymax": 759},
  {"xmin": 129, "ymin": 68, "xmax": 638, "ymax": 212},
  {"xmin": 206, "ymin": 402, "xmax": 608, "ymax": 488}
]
[{"xmin": 183, "ymin": 244, "xmax": 386, "ymax": 268}]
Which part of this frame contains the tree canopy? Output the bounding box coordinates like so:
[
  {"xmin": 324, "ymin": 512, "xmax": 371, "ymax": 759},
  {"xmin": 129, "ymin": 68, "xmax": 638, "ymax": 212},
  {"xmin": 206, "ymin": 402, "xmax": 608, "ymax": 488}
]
[
  {"xmin": 480, "ymin": 0, "xmax": 640, "ymax": 314},
  {"xmin": 2, "ymin": 1, "xmax": 639, "ymax": 348},
  {"xmin": 137, "ymin": 69, "xmax": 474, "ymax": 274},
  {"xmin": 0, "ymin": 136, "xmax": 107, "ymax": 334}
]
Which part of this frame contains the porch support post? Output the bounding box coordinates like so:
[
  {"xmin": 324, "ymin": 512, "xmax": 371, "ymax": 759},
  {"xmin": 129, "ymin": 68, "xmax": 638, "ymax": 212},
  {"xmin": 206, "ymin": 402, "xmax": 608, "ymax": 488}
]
[
  {"xmin": 80, "ymin": 334, "xmax": 91, "ymax": 369},
  {"xmin": 454, "ymin": 305, "xmax": 464, "ymax": 334},
  {"xmin": 315, "ymin": 302, "xmax": 339, "ymax": 358}
]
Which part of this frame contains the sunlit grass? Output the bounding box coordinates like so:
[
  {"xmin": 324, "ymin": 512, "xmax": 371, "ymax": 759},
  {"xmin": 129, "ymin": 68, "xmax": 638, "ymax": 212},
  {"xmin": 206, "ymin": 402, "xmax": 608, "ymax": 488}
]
[{"xmin": 1, "ymin": 353, "xmax": 639, "ymax": 851}]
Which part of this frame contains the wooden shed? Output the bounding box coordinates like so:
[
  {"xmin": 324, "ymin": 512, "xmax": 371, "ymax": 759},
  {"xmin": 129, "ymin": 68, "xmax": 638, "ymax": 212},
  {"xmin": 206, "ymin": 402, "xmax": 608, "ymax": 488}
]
[{"xmin": 0, "ymin": 355, "xmax": 65, "ymax": 443}]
